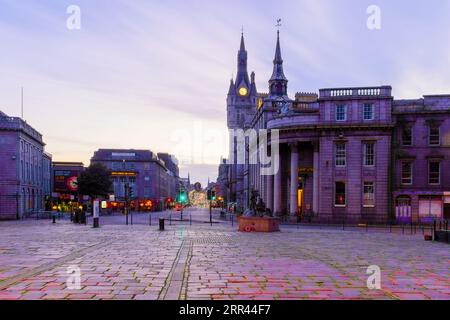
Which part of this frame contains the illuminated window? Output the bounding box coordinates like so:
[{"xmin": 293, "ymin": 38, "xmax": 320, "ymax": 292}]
[
  {"xmin": 335, "ymin": 143, "xmax": 346, "ymax": 167},
  {"xmin": 363, "ymin": 182, "xmax": 375, "ymax": 207},
  {"xmin": 335, "ymin": 182, "xmax": 346, "ymax": 206}
]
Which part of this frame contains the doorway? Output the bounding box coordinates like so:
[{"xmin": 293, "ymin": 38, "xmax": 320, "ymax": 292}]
[{"xmin": 444, "ymin": 204, "xmax": 450, "ymax": 220}]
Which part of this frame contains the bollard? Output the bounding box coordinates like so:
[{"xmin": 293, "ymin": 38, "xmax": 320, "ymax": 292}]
[
  {"xmin": 93, "ymin": 217, "xmax": 99, "ymax": 228},
  {"xmin": 159, "ymin": 218, "xmax": 165, "ymax": 231},
  {"xmin": 52, "ymin": 213, "xmax": 56, "ymax": 224},
  {"xmin": 149, "ymin": 214, "xmax": 152, "ymax": 226},
  {"xmin": 190, "ymin": 214, "xmax": 192, "ymax": 226}
]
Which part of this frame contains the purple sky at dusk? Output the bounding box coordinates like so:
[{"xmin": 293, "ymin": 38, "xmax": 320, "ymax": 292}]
[{"xmin": 1, "ymin": 0, "xmax": 449, "ymax": 185}]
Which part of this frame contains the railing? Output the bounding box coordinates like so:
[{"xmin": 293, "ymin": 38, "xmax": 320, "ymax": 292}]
[{"xmin": 319, "ymin": 86, "xmax": 392, "ymax": 99}]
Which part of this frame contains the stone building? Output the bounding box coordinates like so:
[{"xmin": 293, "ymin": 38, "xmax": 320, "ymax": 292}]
[
  {"xmin": 216, "ymin": 158, "xmax": 230, "ymax": 203},
  {"xmin": 0, "ymin": 111, "xmax": 52, "ymax": 220},
  {"xmin": 225, "ymin": 31, "xmax": 450, "ymax": 223},
  {"xmin": 91, "ymin": 149, "xmax": 179, "ymax": 209}
]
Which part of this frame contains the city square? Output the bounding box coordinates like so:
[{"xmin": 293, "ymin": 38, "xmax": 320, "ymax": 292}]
[
  {"xmin": 0, "ymin": 0, "xmax": 449, "ymax": 306},
  {"xmin": 0, "ymin": 209, "xmax": 448, "ymax": 300}
]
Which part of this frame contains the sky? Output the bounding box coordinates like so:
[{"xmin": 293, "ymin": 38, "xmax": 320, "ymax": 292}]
[{"xmin": 1, "ymin": 0, "xmax": 450, "ymax": 185}]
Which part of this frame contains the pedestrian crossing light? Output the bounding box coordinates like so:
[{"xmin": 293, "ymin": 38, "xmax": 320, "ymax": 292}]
[{"xmin": 179, "ymin": 191, "xmax": 187, "ymax": 203}]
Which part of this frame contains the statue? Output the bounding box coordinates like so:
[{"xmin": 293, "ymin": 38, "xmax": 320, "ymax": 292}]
[{"xmin": 244, "ymin": 190, "xmax": 270, "ymax": 217}]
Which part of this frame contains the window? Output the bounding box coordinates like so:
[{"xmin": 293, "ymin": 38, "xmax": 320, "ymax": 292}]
[
  {"xmin": 363, "ymin": 104, "xmax": 374, "ymax": 120},
  {"xmin": 335, "ymin": 182, "xmax": 346, "ymax": 206},
  {"xmin": 336, "ymin": 104, "xmax": 347, "ymax": 121},
  {"xmin": 335, "ymin": 143, "xmax": 347, "ymax": 167},
  {"xmin": 429, "ymin": 161, "xmax": 440, "ymax": 185},
  {"xmin": 401, "ymin": 162, "xmax": 413, "ymax": 185},
  {"xmin": 144, "ymin": 187, "xmax": 151, "ymax": 198},
  {"xmin": 363, "ymin": 143, "xmax": 375, "ymax": 167},
  {"xmin": 112, "ymin": 162, "xmax": 122, "ymax": 170},
  {"xmin": 363, "ymin": 182, "xmax": 375, "ymax": 207},
  {"xmin": 401, "ymin": 127, "xmax": 413, "ymax": 146},
  {"xmin": 429, "ymin": 126, "xmax": 440, "ymax": 146}
]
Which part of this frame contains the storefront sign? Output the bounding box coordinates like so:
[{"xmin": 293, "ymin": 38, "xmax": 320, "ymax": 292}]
[{"xmin": 54, "ymin": 170, "xmax": 79, "ymax": 193}]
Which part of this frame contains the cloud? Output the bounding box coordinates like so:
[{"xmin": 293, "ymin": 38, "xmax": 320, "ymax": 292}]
[{"xmin": 1, "ymin": 0, "xmax": 449, "ymax": 185}]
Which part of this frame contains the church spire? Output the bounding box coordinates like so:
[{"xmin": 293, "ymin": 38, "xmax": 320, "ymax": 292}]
[
  {"xmin": 270, "ymin": 29, "xmax": 287, "ymax": 82},
  {"xmin": 236, "ymin": 31, "xmax": 250, "ymax": 88},
  {"xmin": 240, "ymin": 30, "xmax": 246, "ymax": 51},
  {"xmin": 269, "ymin": 20, "xmax": 288, "ymax": 98}
]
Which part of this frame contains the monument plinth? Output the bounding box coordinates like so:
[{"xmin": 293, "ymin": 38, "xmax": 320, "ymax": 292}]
[{"xmin": 238, "ymin": 216, "xmax": 280, "ymax": 233}]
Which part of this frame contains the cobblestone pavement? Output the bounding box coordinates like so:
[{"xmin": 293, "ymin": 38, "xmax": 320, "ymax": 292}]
[{"xmin": 0, "ymin": 209, "xmax": 448, "ymax": 300}]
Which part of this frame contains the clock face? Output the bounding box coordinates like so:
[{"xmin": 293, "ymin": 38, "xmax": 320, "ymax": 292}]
[{"xmin": 239, "ymin": 87, "xmax": 248, "ymax": 96}]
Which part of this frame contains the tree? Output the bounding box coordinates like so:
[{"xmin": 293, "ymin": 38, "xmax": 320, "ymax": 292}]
[{"xmin": 78, "ymin": 163, "xmax": 112, "ymax": 201}]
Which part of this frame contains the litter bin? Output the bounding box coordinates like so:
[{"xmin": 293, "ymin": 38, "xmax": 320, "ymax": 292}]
[
  {"xmin": 80, "ymin": 211, "xmax": 86, "ymax": 224},
  {"xmin": 74, "ymin": 211, "xmax": 80, "ymax": 224},
  {"xmin": 159, "ymin": 218, "xmax": 165, "ymax": 231}
]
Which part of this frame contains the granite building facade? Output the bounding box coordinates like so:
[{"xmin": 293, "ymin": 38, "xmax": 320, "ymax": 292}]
[
  {"xmin": 0, "ymin": 111, "xmax": 52, "ymax": 220},
  {"xmin": 226, "ymin": 32, "xmax": 450, "ymax": 223},
  {"xmin": 91, "ymin": 149, "xmax": 179, "ymax": 208}
]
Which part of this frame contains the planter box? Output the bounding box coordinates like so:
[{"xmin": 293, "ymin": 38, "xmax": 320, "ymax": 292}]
[
  {"xmin": 434, "ymin": 230, "xmax": 449, "ymax": 244},
  {"xmin": 238, "ymin": 216, "xmax": 280, "ymax": 233}
]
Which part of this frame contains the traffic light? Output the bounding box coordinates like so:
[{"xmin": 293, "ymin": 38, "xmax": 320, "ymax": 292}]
[{"xmin": 207, "ymin": 189, "xmax": 216, "ymax": 201}]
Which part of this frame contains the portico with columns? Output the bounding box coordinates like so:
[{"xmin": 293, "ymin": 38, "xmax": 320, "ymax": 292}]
[{"xmin": 229, "ymin": 25, "xmax": 393, "ymax": 223}]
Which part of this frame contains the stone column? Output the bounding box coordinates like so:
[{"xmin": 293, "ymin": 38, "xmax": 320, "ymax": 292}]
[
  {"xmin": 290, "ymin": 143, "xmax": 299, "ymax": 216},
  {"xmin": 313, "ymin": 143, "xmax": 320, "ymax": 215},
  {"xmin": 273, "ymin": 155, "xmax": 282, "ymax": 216}
]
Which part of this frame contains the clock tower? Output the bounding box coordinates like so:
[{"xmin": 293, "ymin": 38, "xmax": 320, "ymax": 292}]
[
  {"xmin": 226, "ymin": 32, "xmax": 259, "ymax": 206},
  {"xmin": 227, "ymin": 32, "xmax": 258, "ymax": 130}
]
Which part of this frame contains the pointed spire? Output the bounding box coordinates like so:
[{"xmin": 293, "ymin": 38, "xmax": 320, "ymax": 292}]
[
  {"xmin": 240, "ymin": 30, "xmax": 246, "ymax": 51},
  {"xmin": 228, "ymin": 78, "xmax": 235, "ymax": 96},
  {"xmin": 236, "ymin": 31, "xmax": 250, "ymax": 87},
  {"xmin": 270, "ymin": 30, "xmax": 287, "ymax": 82}
]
